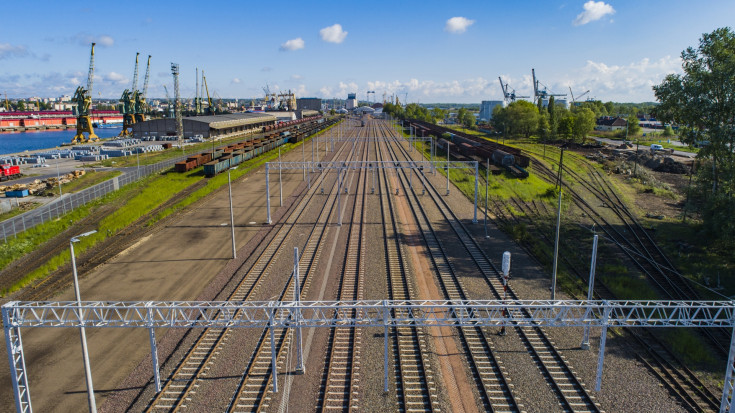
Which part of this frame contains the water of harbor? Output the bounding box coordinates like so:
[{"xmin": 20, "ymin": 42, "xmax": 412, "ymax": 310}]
[{"xmin": 0, "ymin": 127, "xmax": 123, "ymax": 156}]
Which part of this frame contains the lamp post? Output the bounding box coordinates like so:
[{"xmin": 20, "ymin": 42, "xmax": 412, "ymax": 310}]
[
  {"xmin": 228, "ymin": 167, "xmax": 238, "ymax": 259},
  {"xmin": 70, "ymin": 230, "xmax": 98, "ymax": 413}
]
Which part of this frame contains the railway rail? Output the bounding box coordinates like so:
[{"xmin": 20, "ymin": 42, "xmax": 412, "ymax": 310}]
[
  {"xmin": 482, "ymin": 144, "xmax": 720, "ymax": 412},
  {"xmin": 144, "ymin": 132, "xmax": 357, "ymax": 411},
  {"xmin": 386, "ymin": 123, "xmax": 602, "ymax": 412}
]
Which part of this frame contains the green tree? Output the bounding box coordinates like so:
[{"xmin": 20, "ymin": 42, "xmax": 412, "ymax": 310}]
[
  {"xmin": 572, "ymin": 108, "xmax": 596, "ymax": 142},
  {"xmin": 662, "ymin": 126, "xmax": 674, "ymax": 137},
  {"xmin": 603, "ymin": 101, "xmax": 614, "ymax": 115},
  {"xmin": 626, "ymin": 115, "xmax": 641, "ymax": 137},
  {"xmin": 558, "ymin": 115, "xmax": 574, "ymax": 142},
  {"xmin": 653, "ymin": 27, "xmax": 735, "ymax": 240},
  {"xmin": 538, "ymin": 111, "xmax": 550, "ymax": 140},
  {"xmin": 329, "ymin": 108, "xmax": 336, "ymax": 116},
  {"xmin": 504, "ymin": 100, "xmax": 539, "ymax": 138},
  {"xmin": 16, "ymin": 101, "xmax": 25, "ymax": 111},
  {"xmin": 548, "ymin": 96, "xmax": 557, "ymax": 140},
  {"xmin": 431, "ymin": 107, "xmax": 445, "ymax": 123}
]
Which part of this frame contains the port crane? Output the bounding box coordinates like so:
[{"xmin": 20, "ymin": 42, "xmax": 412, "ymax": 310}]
[
  {"xmin": 119, "ymin": 52, "xmax": 140, "ymax": 137},
  {"xmin": 134, "ymin": 55, "xmax": 151, "ymax": 123},
  {"xmin": 568, "ymin": 86, "xmax": 590, "ymax": 105},
  {"xmin": 569, "ymin": 86, "xmax": 590, "ymax": 105},
  {"xmin": 532, "ymin": 68, "xmax": 566, "ymax": 104},
  {"xmin": 202, "ymin": 71, "xmax": 214, "ymax": 115},
  {"xmin": 498, "ymin": 76, "xmax": 530, "ymax": 105},
  {"xmin": 72, "ymin": 42, "xmax": 98, "ymax": 143}
]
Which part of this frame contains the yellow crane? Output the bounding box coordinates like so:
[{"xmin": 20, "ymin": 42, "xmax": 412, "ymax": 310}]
[
  {"xmin": 202, "ymin": 72, "xmax": 214, "ymax": 115},
  {"xmin": 72, "ymin": 42, "xmax": 98, "ymax": 143},
  {"xmin": 120, "ymin": 52, "xmax": 139, "ymax": 137},
  {"xmin": 134, "ymin": 55, "xmax": 151, "ymax": 123}
]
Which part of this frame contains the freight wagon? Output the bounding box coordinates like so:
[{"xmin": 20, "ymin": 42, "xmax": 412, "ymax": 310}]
[{"xmin": 0, "ymin": 164, "xmax": 21, "ymax": 181}]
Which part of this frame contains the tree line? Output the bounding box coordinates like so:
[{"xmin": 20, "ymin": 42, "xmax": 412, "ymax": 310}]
[
  {"xmin": 490, "ymin": 97, "xmax": 597, "ymax": 142},
  {"xmin": 654, "ymin": 27, "xmax": 735, "ymax": 243}
]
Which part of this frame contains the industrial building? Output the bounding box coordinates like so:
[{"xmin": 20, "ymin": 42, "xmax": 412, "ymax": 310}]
[
  {"xmin": 131, "ymin": 113, "xmax": 276, "ymax": 139},
  {"xmin": 296, "ymin": 98, "xmax": 322, "ymax": 112},
  {"xmin": 479, "ymin": 101, "xmax": 505, "ymax": 121},
  {"xmin": 346, "ymin": 93, "xmax": 357, "ymax": 110}
]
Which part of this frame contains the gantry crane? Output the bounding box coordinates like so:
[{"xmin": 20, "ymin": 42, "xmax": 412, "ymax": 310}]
[
  {"xmin": 532, "ymin": 68, "xmax": 566, "ymax": 103},
  {"xmin": 120, "ymin": 52, "xmax": 140, "ymax": 137},
  {"xmin": 72, "ymin": 42, "xmax": 98, "ymax": 143},
  {"xmin": 498, "ymin": 76, "xmax": 530, "ymax": 105},
  {"xmin": 134, "ymin": 55, "xmax": 151, "ymax": 123},
  {"xmin": 568, "ymin": 86, "xmax": 590, "ymax": 105}
]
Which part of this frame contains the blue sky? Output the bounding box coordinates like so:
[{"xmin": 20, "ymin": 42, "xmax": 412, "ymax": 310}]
[{"xmin": 1, "ymin": 0, "xmax": 733, "ymax": 103}]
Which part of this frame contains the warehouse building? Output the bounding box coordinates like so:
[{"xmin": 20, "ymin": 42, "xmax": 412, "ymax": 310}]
[
  {"xmin": 131, "ymin": 113, "xmax": 276, "ymax": 139},
  {"xmin": 296, "ymin": 98, "xmax": 322, "ymax": 112}
]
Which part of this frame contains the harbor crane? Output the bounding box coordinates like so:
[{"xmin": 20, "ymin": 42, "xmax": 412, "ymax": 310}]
[
  {"xmin": 134, "ymin": 55, "xmax": 151, "ymax": 123},
  {"xmin": 568, "ymin": 86, "xmax": 590, "ymax": 105},
  {"xmin": 72, "ymin": 42, "xmax": 98, "ymax": 143},
  {"xmin": 366, "ymin": 90, "xmax": 375, "ymax": 104},
  {"xmin": 532, "ymin": 68, "xmax": 566, "ymax": 103},
  {"xmin": 498, "ymin": 76, "xmax": 530, "ymax": 105},
  {"xmin": 202, "ymin": 71, "xmax": 214, "ymax": 115},
  {"xmin": 120, "ymin": 52, "xmax": 140, "ymax": 137},
  {"xmin": 163, "ymin": 85, "xmax": 174, "ymax": 118}
]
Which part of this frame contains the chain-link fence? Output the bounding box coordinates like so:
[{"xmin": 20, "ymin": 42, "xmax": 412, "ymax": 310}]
[{"xmin": 0, "ymin": 153, "xmax": 188, "ymax": 243}]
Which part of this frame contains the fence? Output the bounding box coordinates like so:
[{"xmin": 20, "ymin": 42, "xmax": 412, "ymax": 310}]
[{"xmin": 0, "ymin": 154, "xmax": 187, "ymax": 243}]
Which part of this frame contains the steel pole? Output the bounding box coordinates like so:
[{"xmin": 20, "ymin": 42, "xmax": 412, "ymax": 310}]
[
  {"xmin": 228, "ymin": 170, "xmax": 236, "ymax": 259},
  {"xmin": 294, "ymin": 248, "xmax": 304, "ymax": 374},
  {"xmin": 302, "ymin": 140, "xmax": 305, "ymax": 180},
  {"xmin": 581, "ymin": 235, "xmax": 599, "ymax": 349},
  {"xmin": 71, "ymin": 241, "xmax": 97, "ymax": 413},
  {"xmin": 266, "ymin": 164, "xmax": 271, "ymax": 224},
  {"xmin": 337, "ymin": 168, "xmax": 342, "ymax": 226},
  {"xmin": 485, "ymin": 158, "xmax": 489, "ymax": 238},
  {"xmin": 473, "ymin": 162, "xmax": 478, "ymax": 223},
  {"xmin": 278, "ymin": 148, "xmax": 282, "ymax": 207},
  {"xmin": 446, "ymin": 146, "xmax": 450, "ymax": 196},
  {"xmin": 551, "ymin": 187, "xmax": 562, "ymax": 300}
]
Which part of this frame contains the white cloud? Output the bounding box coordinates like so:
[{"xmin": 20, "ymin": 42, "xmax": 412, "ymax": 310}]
[
  {"xmin": 573, "ymin": 1, "xmax": 615, "ymax": 26},
  {"xmin": 73, "ymin": 33, "xmax": 115, "ymax": 47},
  {"xmin": 444, "ymin": 17, "xmax": 475, "ymax": 34},
  {"xmin": 232, "ymin": 78, "xmax": 241, "ymax": 84},
  {"xmin": 291, "ymin": 74, "xmax": 303, "ymax": 80},
  {"xmin": 0, "ymin": 43, "xmax": 29, "ymax": 59},
  {"xmin": 319, "ymin": 24, "xmax": 348, "ymax": 44},
  {"xmin": 104, "ymin": 71, "xmax": 128, "ymax": 84},
  {"xmin": 562, "ymin": 56, "xmax": 681, "ymax": 101},
  {"xmin": 280, "ymin": 38, "xmax": 304, "ymax": 51}
]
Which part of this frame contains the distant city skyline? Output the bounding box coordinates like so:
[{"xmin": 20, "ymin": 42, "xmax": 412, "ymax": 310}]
[{"xmin": 1, "ymin": 1, "xmax": 733, "ymax": 103}]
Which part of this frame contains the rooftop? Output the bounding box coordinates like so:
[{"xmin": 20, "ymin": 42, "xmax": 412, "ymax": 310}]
[{"xmin": 184, "ymin": 112, "xmax": 276, "ymax": 129}]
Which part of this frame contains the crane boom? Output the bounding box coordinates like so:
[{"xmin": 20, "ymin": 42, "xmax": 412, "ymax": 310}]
[
  {"xmin": 131, "ymin": 52, "xmax": 140, "ymax": 92},
  {"xmin": 202, "ymin": 72, "xmax": 213, "ymax": 114},
  {"xmin": 142, "ymin": 55, "xmax": 151, "ymax": 99},
  {"xmin": 87, "ymin": 43, "xmax": 95, "ymax": 94}
]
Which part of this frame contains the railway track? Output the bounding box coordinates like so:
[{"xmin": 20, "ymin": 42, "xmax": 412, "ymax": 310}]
[
  {"xmin": 481, "ymin": 145, "xmax": 720, "ymax": 412},
  {"xmin": 226, "ymin": 133, "xmax": 367, "ymax": 412},
  {"xmin": 380, "ymin": 122, "xmax": 531, "ymax": 412},
  {"xmin": 315, "ymin": 124, "xmax": 370, "ymax": 412},
  {"xmin": 144, "ymin": 134, "xmax": 357, "ymax": 412},
  {"xmin": 374, "ymin": 122, "xmax": 440, "ymax": 412},
  {"xmin": 387, "ymin": 125, "xmax": 602, "ymax": 412}
]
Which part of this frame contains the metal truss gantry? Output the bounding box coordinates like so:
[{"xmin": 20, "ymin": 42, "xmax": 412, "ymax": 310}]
[
  {"xmin": 264, "ymin": 160, "xmax": 479, "ymax": 224},
  {"xmin": 4, "ymin": 299, "xmax": 735, "ymax": 412}
]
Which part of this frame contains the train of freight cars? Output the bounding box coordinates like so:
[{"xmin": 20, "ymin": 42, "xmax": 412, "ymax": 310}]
[{"xmin": 174, "ymin": 116, "xmax": 338, "ymax": 177}]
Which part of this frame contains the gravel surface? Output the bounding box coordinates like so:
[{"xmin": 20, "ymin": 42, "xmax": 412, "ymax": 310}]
[{"xmin": 40, "ymin": 121, "xmax": 693, "ymax": 413}]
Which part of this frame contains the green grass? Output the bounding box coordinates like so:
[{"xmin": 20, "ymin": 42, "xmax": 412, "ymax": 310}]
[
  {"xmin": 44, "ymin": 170, "xmax": 122, "ymax": 196},
  {"xmin": 0, "ymin": 203, "xmax": 41, "ymax": 221},
  {"xmin": 0, "ymin": 120, "xmax": 344, "ymax": 296},
  {"xmin": 0, "ymin": 170, "xmax": 199, "ymax": 296}
]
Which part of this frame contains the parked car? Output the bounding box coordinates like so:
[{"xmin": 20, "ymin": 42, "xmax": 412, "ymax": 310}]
[{"xmin": 650, "ymin": 144, "xmax": 664, "ymax": 152}]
